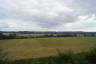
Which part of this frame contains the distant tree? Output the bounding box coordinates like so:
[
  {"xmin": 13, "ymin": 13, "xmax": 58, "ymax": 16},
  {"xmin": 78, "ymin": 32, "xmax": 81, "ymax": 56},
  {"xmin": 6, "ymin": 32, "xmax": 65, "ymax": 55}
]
[
  {"xmin": 0, "ymin": 33, "xmax": 6, "ymax": 39},
  {"xmin": 8, "ymin": 33, "xmax": 16, "ymax": 39}
]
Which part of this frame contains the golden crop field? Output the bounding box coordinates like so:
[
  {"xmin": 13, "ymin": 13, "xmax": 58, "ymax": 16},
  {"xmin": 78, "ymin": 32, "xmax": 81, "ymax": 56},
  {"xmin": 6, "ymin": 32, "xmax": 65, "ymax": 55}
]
[{"xmin": 0, "ymin": 37, "xmax": 96, "ymax": 60}]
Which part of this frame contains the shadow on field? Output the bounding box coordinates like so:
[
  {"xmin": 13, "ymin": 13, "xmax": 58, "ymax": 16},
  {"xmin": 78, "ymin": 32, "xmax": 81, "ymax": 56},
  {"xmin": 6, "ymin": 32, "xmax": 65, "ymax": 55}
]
[{"xmin": 0, "ymin": 48, "xmax": 96, "ymax": 64}]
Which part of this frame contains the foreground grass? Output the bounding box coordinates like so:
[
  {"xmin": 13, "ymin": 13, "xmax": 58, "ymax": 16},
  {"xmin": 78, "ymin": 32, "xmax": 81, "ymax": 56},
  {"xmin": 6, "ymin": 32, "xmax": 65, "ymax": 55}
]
[
  {"xmin": 0, "ymin": 48, "xmax": 96, "ymax": 64},
  {"xmin": 0, "ymin": 37, "xmax": 96, "ymax": 60}
]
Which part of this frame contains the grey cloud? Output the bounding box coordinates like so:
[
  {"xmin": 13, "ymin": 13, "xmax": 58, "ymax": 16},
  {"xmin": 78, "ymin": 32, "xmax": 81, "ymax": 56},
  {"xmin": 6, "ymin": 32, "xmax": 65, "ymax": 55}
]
[
  {"xmin": 32, "ymin": 12, "xmax": 77, "ymax": 28},
  {"xmin": 0, "ymin": 0, "xmax": 96, "ymax": 31},
  {"xmin": 0, "ymin": 0, "xmax": 78, "ymax": 29},
  {"xmin": 0, "ymin": 22, "xmax": 10, "ymax": 31},
  {"xmin": 66, "ymin": 0, "xmax": 96, "ymax": 15}
]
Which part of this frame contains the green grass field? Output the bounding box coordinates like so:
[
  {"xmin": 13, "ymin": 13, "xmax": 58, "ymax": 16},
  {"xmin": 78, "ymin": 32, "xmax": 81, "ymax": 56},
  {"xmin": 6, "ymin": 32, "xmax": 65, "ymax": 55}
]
[{"xmin": 0, "ymin": 37, "xmax": 96, "ymax": 60}]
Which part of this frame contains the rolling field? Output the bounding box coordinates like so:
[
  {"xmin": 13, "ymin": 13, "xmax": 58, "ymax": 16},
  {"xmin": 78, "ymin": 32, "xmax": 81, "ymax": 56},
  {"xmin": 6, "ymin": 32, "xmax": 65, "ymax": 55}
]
[{"xmin": 0, "ymin": 37, "xmax": 96, "ymax": 60}]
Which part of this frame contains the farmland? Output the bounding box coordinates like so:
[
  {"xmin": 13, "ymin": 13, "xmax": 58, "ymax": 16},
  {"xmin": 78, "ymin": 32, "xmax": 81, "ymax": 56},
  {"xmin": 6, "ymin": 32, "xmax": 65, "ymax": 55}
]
[{"xmin": 0, "ymin": 37, "xmax": 96, "ymax": 60}]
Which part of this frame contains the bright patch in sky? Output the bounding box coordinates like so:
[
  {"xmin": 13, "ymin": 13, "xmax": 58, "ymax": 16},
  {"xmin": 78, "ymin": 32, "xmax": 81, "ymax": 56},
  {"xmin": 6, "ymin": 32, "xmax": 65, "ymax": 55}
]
[{"xmin": 0, "ymin": 0, "xmax": 96, "ymax": 31}]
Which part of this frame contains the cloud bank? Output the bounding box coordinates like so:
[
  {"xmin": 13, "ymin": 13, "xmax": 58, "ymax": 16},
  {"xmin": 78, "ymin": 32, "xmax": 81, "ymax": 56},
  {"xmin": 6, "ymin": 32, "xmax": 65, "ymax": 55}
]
[{"xmin": 0, "ymin": 0, "xmax": 96, "ymax": 31}]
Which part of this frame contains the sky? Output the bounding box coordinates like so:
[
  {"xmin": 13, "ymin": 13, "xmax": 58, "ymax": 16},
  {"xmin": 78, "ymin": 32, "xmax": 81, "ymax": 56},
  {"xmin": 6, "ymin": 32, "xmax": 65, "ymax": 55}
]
[{"xmin": 0, "ymin": 0, "xmax": 96, "ymax": 31}]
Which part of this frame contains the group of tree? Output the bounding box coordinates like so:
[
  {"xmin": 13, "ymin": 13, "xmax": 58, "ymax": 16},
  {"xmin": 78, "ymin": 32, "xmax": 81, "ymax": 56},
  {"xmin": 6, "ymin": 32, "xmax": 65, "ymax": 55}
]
[{"xmin": 0, "ymin": 32, "xmax": 96, "ymax": 39}]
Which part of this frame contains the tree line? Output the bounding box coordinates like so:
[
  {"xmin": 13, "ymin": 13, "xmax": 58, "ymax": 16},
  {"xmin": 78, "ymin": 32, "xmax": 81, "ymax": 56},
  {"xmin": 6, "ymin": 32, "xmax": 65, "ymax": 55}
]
[{"xmin": 0, "ymin": 32, "xmax": 96, "ymax": 39}]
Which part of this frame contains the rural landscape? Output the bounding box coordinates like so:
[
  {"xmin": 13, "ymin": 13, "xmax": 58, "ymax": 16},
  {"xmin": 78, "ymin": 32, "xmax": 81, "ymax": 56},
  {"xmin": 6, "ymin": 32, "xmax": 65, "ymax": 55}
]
[
  {"xmin": 0, "ymin": 0, "xmax": 96, "ymax": 64},
  {"xmin": 0, "ymin": 31, "xmax": 96, "ymax": 64}
]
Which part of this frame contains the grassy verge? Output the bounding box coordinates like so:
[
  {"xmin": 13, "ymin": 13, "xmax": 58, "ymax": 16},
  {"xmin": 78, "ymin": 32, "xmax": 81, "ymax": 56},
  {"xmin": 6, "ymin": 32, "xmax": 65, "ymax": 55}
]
[{"xmin": 0, "ymin": 48, "xmax": 96, "ymax": 64}]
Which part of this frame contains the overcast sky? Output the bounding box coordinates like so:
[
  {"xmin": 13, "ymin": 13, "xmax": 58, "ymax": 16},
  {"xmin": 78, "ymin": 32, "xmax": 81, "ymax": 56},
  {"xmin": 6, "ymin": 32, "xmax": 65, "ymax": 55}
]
[{"xmin": 0, "ymin": 0, "xmax": 96, "ymax": 31}]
